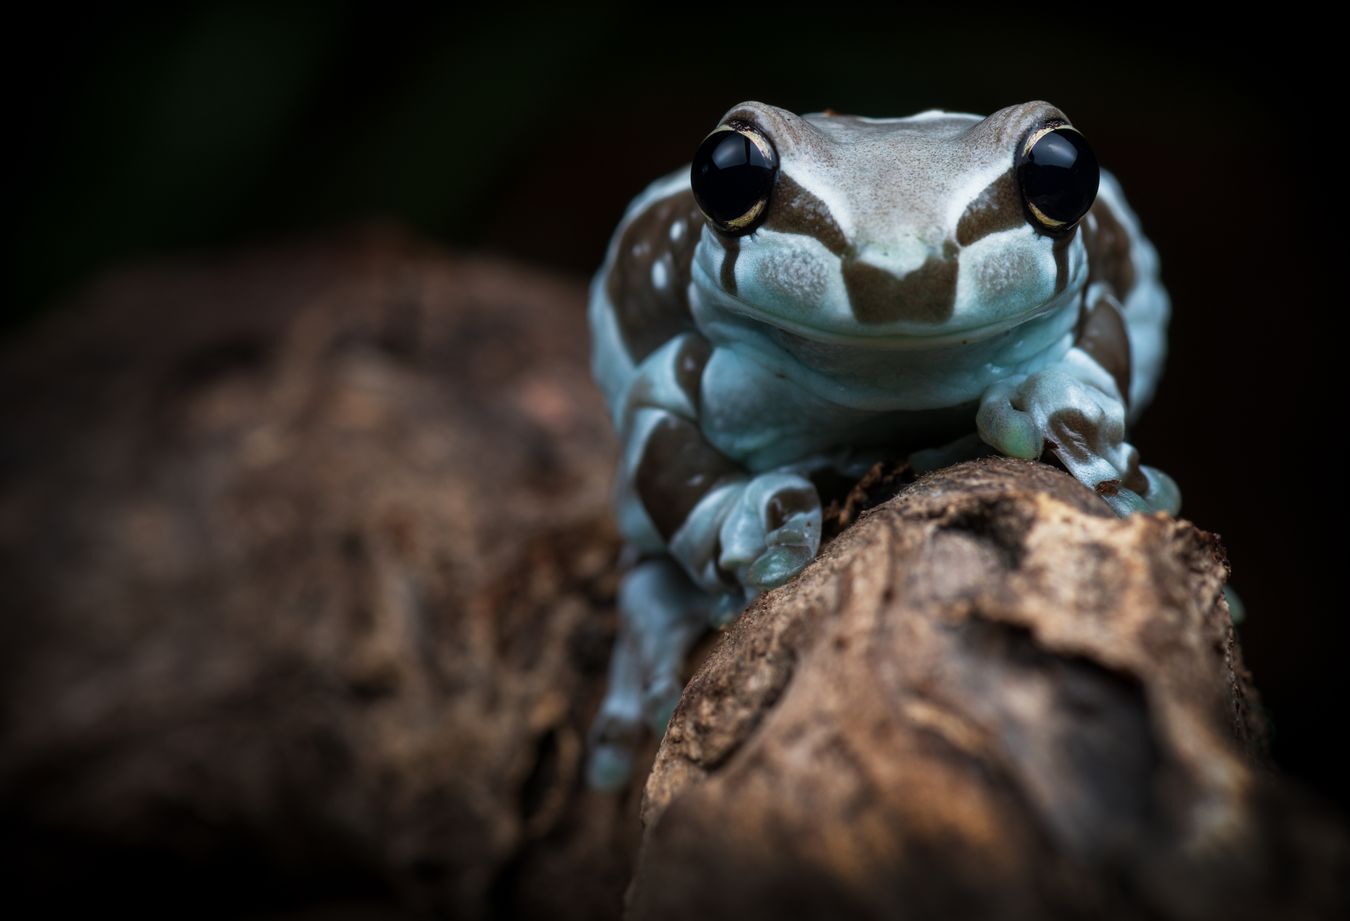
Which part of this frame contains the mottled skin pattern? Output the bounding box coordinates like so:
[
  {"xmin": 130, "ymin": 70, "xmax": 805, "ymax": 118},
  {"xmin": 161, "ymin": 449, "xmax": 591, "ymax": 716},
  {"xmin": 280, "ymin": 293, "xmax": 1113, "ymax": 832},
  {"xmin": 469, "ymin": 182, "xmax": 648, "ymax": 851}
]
[{"xmin": 586, "ymin": 100, "xmax": 1177, "ymax": 788}]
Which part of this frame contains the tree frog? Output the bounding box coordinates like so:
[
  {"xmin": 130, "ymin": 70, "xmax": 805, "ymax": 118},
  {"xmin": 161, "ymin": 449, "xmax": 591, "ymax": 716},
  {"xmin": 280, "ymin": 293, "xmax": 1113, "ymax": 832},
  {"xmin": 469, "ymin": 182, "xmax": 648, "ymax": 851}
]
[{"xmin": 586, "ymin": 100, "xmax": 1178, "ymax": 789}]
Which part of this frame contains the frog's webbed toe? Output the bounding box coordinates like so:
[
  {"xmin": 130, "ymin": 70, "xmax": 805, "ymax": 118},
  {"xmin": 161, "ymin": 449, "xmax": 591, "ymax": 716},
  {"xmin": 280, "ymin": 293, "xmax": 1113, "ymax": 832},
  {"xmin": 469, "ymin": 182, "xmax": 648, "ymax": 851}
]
[
  {"xmin": 978, "ymin": 361, "xmax": 1181, "ymax": 517},
  {"xmin": 1098, "ymin": 465, "xmax": 1181, "ymax": 516},
  {"xmin": 747, "ymin": 531, "xmax": 816, "ymax": 591},
  {"xmin": 976, "ymin": 375, "xmax": 1045, "ymax": 460},
  {"xmin": 717, "ymin": 472, "xmax": 822, "ymax": 594}
]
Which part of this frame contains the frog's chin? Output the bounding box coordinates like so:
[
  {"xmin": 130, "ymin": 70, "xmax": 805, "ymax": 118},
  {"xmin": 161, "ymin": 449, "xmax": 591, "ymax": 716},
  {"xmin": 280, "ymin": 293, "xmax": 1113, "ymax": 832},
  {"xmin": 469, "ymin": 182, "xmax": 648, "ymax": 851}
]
[{"xmin": 711, "ymin": 290, "xmax": 1076, "ymax": 352}]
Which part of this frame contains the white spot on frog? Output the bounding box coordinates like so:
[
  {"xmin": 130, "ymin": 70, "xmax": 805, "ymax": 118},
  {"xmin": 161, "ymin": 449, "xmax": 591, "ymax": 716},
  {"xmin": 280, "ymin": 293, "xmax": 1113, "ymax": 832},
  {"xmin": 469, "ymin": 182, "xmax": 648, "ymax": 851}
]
[
  {"xmin": 652, "ymin": 259, "xmax": 669, "ymax": 290},
  {"xmin": 670, "ymin": 220, "xmax": 685, "ymax": 243}
]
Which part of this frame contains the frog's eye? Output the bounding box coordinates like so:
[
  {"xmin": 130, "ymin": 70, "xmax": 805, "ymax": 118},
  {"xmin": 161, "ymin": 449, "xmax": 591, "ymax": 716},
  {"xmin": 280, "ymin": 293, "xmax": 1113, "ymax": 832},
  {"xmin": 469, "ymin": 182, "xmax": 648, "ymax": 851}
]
[
  {"xmin": 1016, "ymin": 124, "xmax": 1100, "ymax": 232},
  {"xmin": 690, "ymin": 122, "xmax": 778, "ymax": 235}
]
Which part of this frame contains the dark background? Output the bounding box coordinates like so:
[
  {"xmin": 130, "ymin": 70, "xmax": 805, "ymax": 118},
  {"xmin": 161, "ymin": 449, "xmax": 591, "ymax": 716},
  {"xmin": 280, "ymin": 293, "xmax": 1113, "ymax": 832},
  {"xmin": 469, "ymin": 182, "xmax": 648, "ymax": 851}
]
[{"xmin": 9, "ymin": 4, "xmax": 1345, "ymax": 814}]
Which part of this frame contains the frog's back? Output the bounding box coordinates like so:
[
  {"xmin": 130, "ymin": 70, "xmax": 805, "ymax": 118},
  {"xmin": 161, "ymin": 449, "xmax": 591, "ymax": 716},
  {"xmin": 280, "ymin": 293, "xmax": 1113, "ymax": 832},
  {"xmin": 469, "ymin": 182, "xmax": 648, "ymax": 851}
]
[{"xmin": 1079, "ymin": 171, "xmax": 1169, "ymax": 414}]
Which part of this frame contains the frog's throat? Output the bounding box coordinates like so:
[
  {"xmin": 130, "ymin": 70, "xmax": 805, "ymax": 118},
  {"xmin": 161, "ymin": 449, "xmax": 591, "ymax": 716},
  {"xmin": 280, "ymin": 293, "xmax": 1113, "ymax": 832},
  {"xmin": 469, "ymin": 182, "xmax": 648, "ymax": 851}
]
[{"xmin": 694, "ymin": 273, "xmax": 1083, "ymax": 353}]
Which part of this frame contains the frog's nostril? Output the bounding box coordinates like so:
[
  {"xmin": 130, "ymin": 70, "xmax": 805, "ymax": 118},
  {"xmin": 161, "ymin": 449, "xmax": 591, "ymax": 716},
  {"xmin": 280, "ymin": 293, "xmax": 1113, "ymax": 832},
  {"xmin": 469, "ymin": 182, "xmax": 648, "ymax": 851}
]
[
  {"xmin": 842, "ymin": 243, "xmax": 957, "ymax": 326},
  {"xmin": 850, "ymin": 240, "xmax": 927, "ymax": 273}
]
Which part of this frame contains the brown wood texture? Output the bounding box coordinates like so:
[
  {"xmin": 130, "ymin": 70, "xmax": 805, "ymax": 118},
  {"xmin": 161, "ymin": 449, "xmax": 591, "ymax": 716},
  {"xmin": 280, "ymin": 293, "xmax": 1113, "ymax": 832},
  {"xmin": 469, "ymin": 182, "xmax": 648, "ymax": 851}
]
[
  {"xmin": 1, "ymin": 231, "xmax": 1345, "ymax": 919},
  {"xmin": 0, "ymin": 229, "xmax": 642, "ymax": 919},
  {"xmin": 633, "ymin": 458, "xmax": 1348, "ymax": 920}
]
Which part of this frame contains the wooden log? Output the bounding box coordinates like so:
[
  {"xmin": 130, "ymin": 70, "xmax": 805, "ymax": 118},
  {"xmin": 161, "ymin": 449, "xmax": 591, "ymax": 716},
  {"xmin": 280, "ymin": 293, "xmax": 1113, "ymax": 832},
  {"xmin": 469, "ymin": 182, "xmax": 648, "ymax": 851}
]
[{"xmin": 632, "ymin": 457, "xmax": 1349, "ymax": 920}]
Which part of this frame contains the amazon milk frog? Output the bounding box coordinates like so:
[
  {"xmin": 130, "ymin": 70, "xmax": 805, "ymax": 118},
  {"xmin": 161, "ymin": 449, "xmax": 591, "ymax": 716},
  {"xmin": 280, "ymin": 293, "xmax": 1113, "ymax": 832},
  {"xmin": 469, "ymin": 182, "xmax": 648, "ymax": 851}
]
[{"xmin": 585, "ymin": 100, "xmax": 1178, "ymax": 788}]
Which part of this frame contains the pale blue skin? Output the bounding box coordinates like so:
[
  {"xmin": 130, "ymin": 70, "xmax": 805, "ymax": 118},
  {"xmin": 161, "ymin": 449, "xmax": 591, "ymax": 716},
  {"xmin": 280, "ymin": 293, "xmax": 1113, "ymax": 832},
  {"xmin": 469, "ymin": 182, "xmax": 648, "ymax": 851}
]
[{"xmin": 586, "ymin": 101, "xmax": 1178, "ymax": 788}]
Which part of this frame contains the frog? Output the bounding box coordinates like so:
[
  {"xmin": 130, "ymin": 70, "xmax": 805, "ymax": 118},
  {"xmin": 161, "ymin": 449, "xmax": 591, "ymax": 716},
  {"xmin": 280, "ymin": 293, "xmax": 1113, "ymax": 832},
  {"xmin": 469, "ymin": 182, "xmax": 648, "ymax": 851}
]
[{"xmin": 585, "ymin": 99, "xmax": 1179, "ymax": 789}]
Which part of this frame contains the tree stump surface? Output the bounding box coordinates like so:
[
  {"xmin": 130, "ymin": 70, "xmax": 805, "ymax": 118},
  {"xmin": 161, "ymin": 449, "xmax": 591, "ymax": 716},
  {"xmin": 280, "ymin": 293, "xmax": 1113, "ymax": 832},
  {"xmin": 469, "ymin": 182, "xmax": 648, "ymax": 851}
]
[{"xmin": 1, "ymin": 229, "xmax": 1345, "ymax": 919}]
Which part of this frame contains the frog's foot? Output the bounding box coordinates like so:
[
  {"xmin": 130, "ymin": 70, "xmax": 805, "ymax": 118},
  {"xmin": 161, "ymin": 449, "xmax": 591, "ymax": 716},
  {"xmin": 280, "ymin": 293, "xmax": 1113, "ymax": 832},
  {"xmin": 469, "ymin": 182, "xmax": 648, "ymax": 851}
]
[
  {"xmin": 717, "ymin": 473, "xmax": 822, "ymax": 594},
  {"xmin": 591, "ymin": 555, "xmax": 717, "ymax": 789},
  {"xmin": 977, "ymin": 367, "xmax": 1180, "ymax": 516},
  {"xmin": 586, "ymin": 627, "xmax": 643, "ymax": 791},
  {"xmin": 587, "ymin": 556, "xmax": 715, "ymax": 789},
  {"xmin": 1096, "ymin": 465, "xmax": 1181, "ymax": 516}
]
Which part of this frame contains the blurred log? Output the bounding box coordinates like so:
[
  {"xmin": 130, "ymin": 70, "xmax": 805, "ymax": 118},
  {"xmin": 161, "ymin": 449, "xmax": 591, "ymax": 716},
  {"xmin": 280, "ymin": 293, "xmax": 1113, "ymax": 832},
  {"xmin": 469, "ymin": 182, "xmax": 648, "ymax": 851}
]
[
  {"xmin": 0, "ymin": 228, "xmax": 640, "ymax": 919},
  {"xmin": 1, "ymin": 229, "xmax": 1345, "ymax": 920},
  {"xmin": 632, "ymin": 458, "xmax": 1349, "ymax": 920}
]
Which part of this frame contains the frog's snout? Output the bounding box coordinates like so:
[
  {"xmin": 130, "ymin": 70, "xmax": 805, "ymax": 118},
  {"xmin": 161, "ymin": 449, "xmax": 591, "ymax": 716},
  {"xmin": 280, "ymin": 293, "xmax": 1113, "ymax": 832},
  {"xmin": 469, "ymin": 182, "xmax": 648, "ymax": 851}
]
[{"xmin": 840, "ymin": 241, "xmax": 958, "ymax": 326}]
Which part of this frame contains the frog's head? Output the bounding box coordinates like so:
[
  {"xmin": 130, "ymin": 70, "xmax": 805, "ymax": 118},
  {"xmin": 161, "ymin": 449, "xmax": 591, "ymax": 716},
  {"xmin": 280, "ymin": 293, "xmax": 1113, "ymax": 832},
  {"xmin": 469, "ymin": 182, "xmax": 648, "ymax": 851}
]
[{"xmin": 689, "ymin": 100, "xmax": 1098, "ymax": 345}]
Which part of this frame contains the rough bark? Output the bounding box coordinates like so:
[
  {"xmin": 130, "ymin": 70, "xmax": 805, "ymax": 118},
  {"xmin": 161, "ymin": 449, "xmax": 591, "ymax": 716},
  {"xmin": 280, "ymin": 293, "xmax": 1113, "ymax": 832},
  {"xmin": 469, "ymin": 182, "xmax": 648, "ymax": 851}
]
[
  {"xmin": 1, "ymin": 230, "xmax": 1345, "ymax": 919},
  {"xmin": 633, "ymin": 458, "xmax": 1348, "ymax": 921},
  {"xmin": 0, "ymin": 228, "xmax": 643, "ymax": 919}
]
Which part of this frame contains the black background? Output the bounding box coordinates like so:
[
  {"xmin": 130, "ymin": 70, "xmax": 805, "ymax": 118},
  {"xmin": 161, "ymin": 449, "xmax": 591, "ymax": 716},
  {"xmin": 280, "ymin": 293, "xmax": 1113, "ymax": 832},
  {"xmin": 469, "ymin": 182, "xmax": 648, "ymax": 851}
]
[{"xmin": 9, "ymin": 5, "xmax": 1346, "ymax": 816}]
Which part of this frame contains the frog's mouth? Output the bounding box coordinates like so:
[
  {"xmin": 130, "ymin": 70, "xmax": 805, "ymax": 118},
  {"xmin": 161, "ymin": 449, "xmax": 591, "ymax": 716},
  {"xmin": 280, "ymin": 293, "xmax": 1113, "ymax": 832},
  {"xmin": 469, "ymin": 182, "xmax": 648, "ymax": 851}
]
[
  {"xmin": 692, "ymin": 236, "xmax": 1082, "ymax": 351},
  {"xmin": 710, "ymin": 286, "xmax": 1077, "ymax": 352}
]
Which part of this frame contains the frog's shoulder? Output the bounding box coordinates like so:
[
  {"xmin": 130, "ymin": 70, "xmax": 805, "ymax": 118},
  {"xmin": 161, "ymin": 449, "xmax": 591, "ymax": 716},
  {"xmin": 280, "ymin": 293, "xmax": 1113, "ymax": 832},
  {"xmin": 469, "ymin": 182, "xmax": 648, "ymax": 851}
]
[
  {"xmin": 589, "ymin": 168, "xmax": 705, "ymax": 411},
  {"xmin": 1081, "ymin": 169, "xmax": 1169, "ymax": 413}
]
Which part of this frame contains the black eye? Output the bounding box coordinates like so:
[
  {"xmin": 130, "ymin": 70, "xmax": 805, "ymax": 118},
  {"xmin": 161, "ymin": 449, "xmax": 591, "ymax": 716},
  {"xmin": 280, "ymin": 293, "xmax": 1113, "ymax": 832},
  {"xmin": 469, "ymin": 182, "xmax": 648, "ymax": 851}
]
[
  {"xmin": 690, "ymin": 123, "xmax": 778, "ymax": 235},
  {"xmin": 1016, "ymin": 124, "xmax": 1099, "ymax": 232}
]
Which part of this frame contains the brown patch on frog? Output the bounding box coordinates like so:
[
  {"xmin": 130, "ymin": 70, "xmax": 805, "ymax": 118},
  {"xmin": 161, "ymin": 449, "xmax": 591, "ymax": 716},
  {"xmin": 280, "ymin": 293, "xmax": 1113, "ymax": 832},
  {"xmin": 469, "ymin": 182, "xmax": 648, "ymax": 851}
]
[
  {"xmin": 762, "ymin": 172, "xmax": 849, "ymax": 256},
  {"xmin": 635, "ymin": 414, "xmax": 743, "ymax": 540},
  {"xmin": 605, "ymin": 188, "xmax": 703, "ymax": 364},
  {"xmin": 1052, "ymin": 226, "xmax": 1077, "ymax": 295},
  {"xmin": 1123, "ymin": 464, "xmax": 1148, "ymax": 496},
  {"xmin": 673, "ymin": 334, "xmax": 711, "ymax": 412},
  {"xmin": 1083, "ymin": 199, "xmax": 1136, "ymax": 298},
  {"xmin": 764, "ymin": 486, "xmax": 818, "ymax": 531},
  {"xmin": 720, "ymin": 235, "xmax": 740, "ymax": 295},
  {"xmin": 956, "ymin": 171, "xmax": 1023, "ymax": 247},
  {"xmin": 1047, "ymin": 406, "xmax": 1149, "ymax": 496},
  {"xmin": 842, "ymin": 242, "xmax": 958, "ymax": 325},
  {"xmin": 1076, "ymin": 293, "xmax": 1132, "ymax": 405},
  {"xmin": 619, "ymin": 333, "xmax": 712, "ymax": 434},
  {"xmin": 1045, "ymin": 406, "xmax": 1101, "ymax": 468}
]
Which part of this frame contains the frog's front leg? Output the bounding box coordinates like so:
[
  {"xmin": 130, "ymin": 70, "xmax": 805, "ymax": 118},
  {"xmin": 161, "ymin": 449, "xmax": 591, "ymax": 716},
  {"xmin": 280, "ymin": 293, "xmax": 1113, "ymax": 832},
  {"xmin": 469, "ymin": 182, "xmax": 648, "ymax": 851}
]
[
  {"xmin": 977, "ymin": 306, "xmax": 1179, "ymax": 516},
  {"xmin": 588, "ymin": 333, "xmax": 822, "ymax": 788},
  {"xmin": 614, "ymin": 333, "xmax": 824, "ymax": 598}
]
